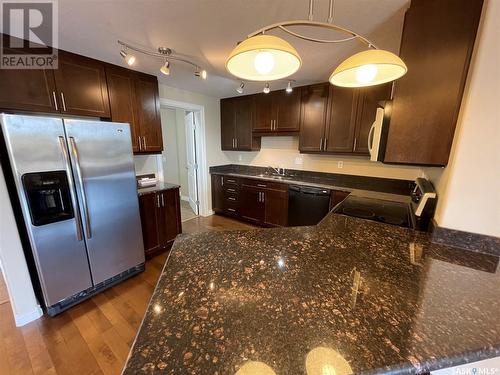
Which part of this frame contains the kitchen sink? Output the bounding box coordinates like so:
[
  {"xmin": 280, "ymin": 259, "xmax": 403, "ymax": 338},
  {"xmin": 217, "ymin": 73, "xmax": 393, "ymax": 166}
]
[{"xmin": 256, "ymin": 174, "xmax": 293, "ymax": 181}]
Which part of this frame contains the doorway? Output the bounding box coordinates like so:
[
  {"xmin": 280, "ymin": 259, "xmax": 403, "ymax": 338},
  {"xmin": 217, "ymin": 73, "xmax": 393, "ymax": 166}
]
[{"xmin": 159, "ymin": 99, "xmax": 208, "ymax": 221}]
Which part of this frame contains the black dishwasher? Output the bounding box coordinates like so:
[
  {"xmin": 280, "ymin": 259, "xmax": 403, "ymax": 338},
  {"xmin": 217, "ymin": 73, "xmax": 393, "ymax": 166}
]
[{"xmin": 288, "ymin": 185, "xmax": 331, "ymax": 226}]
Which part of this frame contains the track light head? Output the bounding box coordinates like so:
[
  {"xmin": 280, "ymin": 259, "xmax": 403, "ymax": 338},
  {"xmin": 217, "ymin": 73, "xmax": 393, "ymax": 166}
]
[
  {"xmin": 120, "ymin": 49, "xmax": 136, "ymax": 66},
  {"xmin": 160, "ymin": 60, "xmax": 170, "ymax": 76},
  {"xmin": 286, "ymin": 81, "xmax": 293, "ymax": 93},
  {"xmin": 263, "ymin": 83, "xmax": 270, "ymax": 94},
  {"xmin": 236, "ymin": 82, "xmax": 245, "ymax": 94},
  {"xmin": 195, "ymin": 68, "xmax": 207, "ymax": 79}
]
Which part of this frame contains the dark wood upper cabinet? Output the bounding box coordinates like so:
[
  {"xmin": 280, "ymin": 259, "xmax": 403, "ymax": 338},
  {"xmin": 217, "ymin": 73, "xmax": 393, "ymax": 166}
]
[
  {"xmin": 253, "ymin": 93, "xmax": 274, "ymax": 132},
  {"xmin": 274, "ymin": 89, "xmax": 301, "ymax": 132},
  {"xmin": 105, "ymin": 65, "xmax": 140, "ymax": 152},
  {"xmin": 299, "ymin": 83, "xmax": 330, "ymax": 153},
  {"xmin": 383, "ymin": 0, "xmax": 483, "ymax": 165},
  {"xmin": 353, "ymin": 83, "xmax": 393, "ymax": 154},
  {"xmin": 253, "ymin": 89, "xmax": 301, "ymax": 133},
  {"xmin": 134, "ymin": 73, "xmax": 163, "ymax": 153},
  {"xmin": 324, "ymin": 86, "xmax": 359, "ymax": 153},
  {"xmin": 53, "ymin": 51, "xmax": 110, "ymax": 118},
  {"xmin": 220, "ymin": 95, "xmax": 259, "ymax": 151}
]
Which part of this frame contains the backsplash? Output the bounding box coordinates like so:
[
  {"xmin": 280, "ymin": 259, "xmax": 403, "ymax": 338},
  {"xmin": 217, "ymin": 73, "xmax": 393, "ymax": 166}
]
[{"xmin": 134, "ymin": 155, "xmax": 160, "ymax": 176}]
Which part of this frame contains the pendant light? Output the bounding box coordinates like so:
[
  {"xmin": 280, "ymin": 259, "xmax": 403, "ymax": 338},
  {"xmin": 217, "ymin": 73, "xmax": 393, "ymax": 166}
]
[
  {"xmin": 329, "ymin": 49, "xmax": 407, "ymax": 87},
  {"xmin": 226, "ymin": 35, "xmax": 301, "ymax": 81}
]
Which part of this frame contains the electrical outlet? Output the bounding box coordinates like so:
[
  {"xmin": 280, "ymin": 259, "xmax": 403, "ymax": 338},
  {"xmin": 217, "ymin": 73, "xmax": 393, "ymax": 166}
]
[
  {"xmin": 294, "ymin": 156, "xmax": 303, "ymax": 165},
  {"xmin": 337, "ymin": 161, "xmax": 344, "ymax": 169}
]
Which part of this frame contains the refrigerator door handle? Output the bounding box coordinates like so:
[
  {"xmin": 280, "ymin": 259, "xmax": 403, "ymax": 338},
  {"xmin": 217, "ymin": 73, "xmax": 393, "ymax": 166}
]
[
  {"xmin": 58, "ymin": 136, "xmax": 84, "ymax": 241},
  {"xmin": 68, "ymin": 136, "xmax": 92, "ymax": 239}
]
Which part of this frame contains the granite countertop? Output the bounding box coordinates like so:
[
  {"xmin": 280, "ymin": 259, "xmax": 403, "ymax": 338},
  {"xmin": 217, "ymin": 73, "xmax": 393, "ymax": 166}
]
[
  {"xmin": 137, "ymin": 182, "xmax": 180, "ymax": 196},
  {"xmin": 209, "ymin": 165, "xmax": 414, "ymax": 197},
  {"xmin": 123, "ymin": 212, "xmax": 500, "ymax": 374}
]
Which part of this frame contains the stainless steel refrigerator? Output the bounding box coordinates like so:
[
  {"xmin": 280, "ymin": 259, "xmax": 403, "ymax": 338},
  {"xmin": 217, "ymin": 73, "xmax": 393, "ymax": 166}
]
[{"xmin": 0, "ymin": 114, "xmax": 145, "ymax": 315}]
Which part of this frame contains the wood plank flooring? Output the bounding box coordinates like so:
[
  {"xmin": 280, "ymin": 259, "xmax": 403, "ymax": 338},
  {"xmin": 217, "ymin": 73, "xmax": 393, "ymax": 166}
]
[{"xmin": 0, "ymin": 214, "xmax": 256, "ymax": 375}]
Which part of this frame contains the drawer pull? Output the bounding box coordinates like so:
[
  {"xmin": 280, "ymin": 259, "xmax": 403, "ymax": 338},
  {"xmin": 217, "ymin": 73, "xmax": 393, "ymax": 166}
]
[
  {"xmin": 227, "ymin": 208, "xmax": 236, "ymax": 212},
  {"xmin": 227, "ymin": 188, "xmax": 236, "ymax": 192},
  {"xmin": 257, "ymin": 184, "xmax": 267, "ymax": 188},
  {"xmin": 226, "ymin": 179, "xmax": 236, "ymax": 183},
  {"xmin": 228, "ymin": 197, "xmax": 236, "ymax": 201}
]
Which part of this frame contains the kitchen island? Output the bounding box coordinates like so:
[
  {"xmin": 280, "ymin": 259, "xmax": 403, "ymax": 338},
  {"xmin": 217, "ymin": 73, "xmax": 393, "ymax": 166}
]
[{"xmin": 123, "ymin": 212, "xmax": 500, "ymax": 374}]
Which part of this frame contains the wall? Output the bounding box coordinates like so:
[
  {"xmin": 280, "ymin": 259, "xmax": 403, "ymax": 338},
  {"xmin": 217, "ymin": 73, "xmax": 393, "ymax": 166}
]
[
  {"xmin": 160, "ymin": 107, "xmax": 189, "ymax": 198},
  {"xmin": 134, "ymin": 154, "xmax": 160, "ymax": 176},
  {"xmin": 0, "ymin": 166, "xmax": 42, "ymax": 326},
  {"xmin": 224, "ymin": 136, "xmax": 430, "ymax": 181},
  {"xmin": 425, "ymin": 0, "xmax": 499, "ymax": 237}
]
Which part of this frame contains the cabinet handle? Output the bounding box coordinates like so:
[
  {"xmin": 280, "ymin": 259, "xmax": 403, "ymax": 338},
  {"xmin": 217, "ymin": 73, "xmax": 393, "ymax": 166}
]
[
  {"xmin": 226, "ymin": 179, "xmax": 236, "ymax": 183},
  {"xmin": 138, "ymin": 136, "xmax": 142, "ymax": 151},
  {"xmin": 320, "ymin": 138, "xmax": 323, "ymax": 151},
  {"xmin": 161, "ymin": 194, "xmax": 165, "ymax": 207},
  {"xmin": 228, "ymin": 197, "xmax": 236, "ymax": 201},
  {"xmin": 221, "ymin": 177, "xmax": 224, "ymax": 186},
  {"xmin": 324, "ymin": 138, "xmax": 328, "ymax": 150},
  {"xmin": 143, "ymin": 137, "xmax": 147, "ymax": 150},
  {"xmin": 227, "ymin": 208, "xmax": 236, "ymax": 212},
  {"xmin": 262, "ymin": 192, "xmax": 265, "ymax": 203},
  {"xmin": 227, "ymin": 188, "xmax": 236, "ymax": 192},
  {"xmin": 235, "ymin": 138, "xmax": 238, "ymax": 148},
  {"xmin": 52, "ymin": 91, "xmax": 59, "ymax": 111},
  {"xmin": 60, "ymin": 92, "xmax": 67, "ymax": 111},
  {"xmin": 156, "ymin": 194, "xmax": 160, "ymax": 207},
  {"xmin": 258, "ymin": 192, "xmax": 261, "ymax": 202},
  {"xmin": 353, "ymin": 137, "xmax": 357, "ymax": 151}
]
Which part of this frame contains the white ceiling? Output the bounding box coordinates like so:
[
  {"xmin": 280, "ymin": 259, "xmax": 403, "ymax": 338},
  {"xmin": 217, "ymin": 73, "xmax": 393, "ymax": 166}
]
[{"xmin": 57, "ymin": 0, "xmax": 409, "ymax": 98}]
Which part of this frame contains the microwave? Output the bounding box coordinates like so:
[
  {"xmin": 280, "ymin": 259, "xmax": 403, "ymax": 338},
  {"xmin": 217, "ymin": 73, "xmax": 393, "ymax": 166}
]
[{"xmin": 368, "ymin": 100, "xmax": 392, "ymax": 162}]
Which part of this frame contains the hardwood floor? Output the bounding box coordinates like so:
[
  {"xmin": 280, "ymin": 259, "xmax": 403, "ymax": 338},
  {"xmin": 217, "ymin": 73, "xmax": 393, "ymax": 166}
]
[{"xmin": 0, "ymin": 214, "xmax": 256, "ymax": 375}]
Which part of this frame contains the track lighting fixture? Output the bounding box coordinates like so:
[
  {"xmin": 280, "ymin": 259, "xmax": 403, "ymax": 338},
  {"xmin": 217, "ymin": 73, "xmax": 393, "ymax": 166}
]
[
  {"xmin": 236, "ymin": 82, "xmax": 245, "ymax": 94},
  {"xmin": 118, "ymin": 40, "xmax": 206, "ymax": 80},
  {"xmin": 263, "ymin": 83, "xmax": 270, "ymax": 94},
  {"xmin": 286, "ymin": 81, "xmax": 293, "ymax": 93},
  {"xmin": 226, "ymin": 0, "xmax": 407, "ymax": 87},
  {"xmin": 160, "ymin": 60, "xmax": 170, "ymax": 76},
  {"xmin": 120, "ymin": 49, "xmax": 136, "ymax": 66}
]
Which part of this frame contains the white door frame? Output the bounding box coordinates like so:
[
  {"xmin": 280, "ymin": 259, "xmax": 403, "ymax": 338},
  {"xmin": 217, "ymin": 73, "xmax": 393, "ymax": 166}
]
[{"xmin": 159, "ymin": 98, "xmax": 210, "ymax": 217}]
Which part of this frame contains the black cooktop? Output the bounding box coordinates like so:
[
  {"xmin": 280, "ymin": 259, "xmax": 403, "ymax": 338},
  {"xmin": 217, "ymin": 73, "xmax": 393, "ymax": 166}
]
[{"xmin": 335, "ymin": 195, "xmax": 413, "ymax": 228}]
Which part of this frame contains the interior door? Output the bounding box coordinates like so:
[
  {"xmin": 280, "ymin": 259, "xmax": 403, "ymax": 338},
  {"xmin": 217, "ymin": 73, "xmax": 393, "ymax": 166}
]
[
  {"xmin": 64, "ymin": 119, "xmax": 145, "ymax": 285},
  {"xmin": 184, "ymin": 111, "xmax": 199, "ymax": 214},
  {"xmin": 0, "ymin": 114, "xmax": 92, "ymax": 306}
]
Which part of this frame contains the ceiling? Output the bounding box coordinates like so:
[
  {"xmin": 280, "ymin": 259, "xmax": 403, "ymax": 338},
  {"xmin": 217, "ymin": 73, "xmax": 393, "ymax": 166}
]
[{"xmin": 57, "ymin": 0, "xmax": 409, "ymax": 98}]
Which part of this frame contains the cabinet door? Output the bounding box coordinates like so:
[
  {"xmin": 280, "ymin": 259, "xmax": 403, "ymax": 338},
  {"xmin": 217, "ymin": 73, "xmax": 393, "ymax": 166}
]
[
  {"xmin": 220, "ymin": 98, "xmax": 235, "ymax": 150},
  {"xmin": 139, "ymin": 193, "xmax": 160, "ymax": 256},
  {"xmin": 353, "ymin": 84, "xmax": 392, "ymax": 154},
  {"xmin": 299, "ymin": 84, "xmax": 329, "ymax": 152},
  {"xmin": 239, "ymin": 184, "xmax": 264, "ymax": 224},
  {"xmin": 324, "ymin": 86, "xmax": 358, "ymax": 153},
  {"xmin": 253, "ymin": 93, "xmax": 273, "ymax": 132},
  {"xmin": 135, "ymin": 73, "xmax": 163, "ymax": 152},
  {"xmin": 234, "ymin": 95, "xmax": 254, "ymax": 150},
  {"xmin": 53, "ymin": 51, "xmax": 110, "ymax": 117},
  {"xmin": 211, "ymin": 175, "xmax": 225, "ymax": 212},
  {"xmin": 274, "ymin": 89, "xmax": 301, "ymax": 132},
  {"xmin": 329, "ymin": 190, "xmax": 350, "ymax": 210},
  {"xmin": 106, "ymin": 66, "xmax": 140, "ymax": 152},
  {"xmin": 264, "ymin": 189, "xmax": 288, "ymax": 227},
  {"xmin": 384, "ymin": 0, "xmax": 483, "ymax": 165},
  {"xmin": 157, "ymin": 189, "xmax": 181, "ymax": 247}
]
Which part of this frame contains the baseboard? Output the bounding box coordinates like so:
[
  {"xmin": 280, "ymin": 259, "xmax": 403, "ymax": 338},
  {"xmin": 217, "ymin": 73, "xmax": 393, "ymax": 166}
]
[{"xmin": 15, "ymin": 305, "xmax": 43, "ymax": 327}]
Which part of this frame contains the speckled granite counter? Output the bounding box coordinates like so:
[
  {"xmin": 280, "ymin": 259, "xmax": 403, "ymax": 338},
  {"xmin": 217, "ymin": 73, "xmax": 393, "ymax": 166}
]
[
  {"xmin": 137, "ymin": 182, "xmax": 180, "ymax": 196},
  {"xmin": 123, "ymin": 212, "xmax": 500, "ymax": 375}
]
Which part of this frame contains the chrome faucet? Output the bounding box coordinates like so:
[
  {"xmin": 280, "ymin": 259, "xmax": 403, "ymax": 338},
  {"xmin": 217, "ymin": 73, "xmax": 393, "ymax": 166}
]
[{"xmin": 268, "ymin": 165, "xmax": 286, "ymax": 176}]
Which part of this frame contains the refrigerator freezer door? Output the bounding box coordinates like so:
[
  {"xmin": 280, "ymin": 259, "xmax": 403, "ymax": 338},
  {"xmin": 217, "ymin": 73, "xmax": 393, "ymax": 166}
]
[
  {"xmin": 0, "ymin": 114, "xmax": 93, "ymax": 306},
  {"xmin": 64, "ymin": 119, "xmax": 145, "ymax": 285}
]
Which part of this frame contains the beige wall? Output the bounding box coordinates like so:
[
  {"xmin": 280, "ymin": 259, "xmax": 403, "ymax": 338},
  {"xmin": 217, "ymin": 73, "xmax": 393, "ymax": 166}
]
[
  {"xmin": 425, "ymin": 0, "xmax": 499, "ymax": 237},
  {"xmin": 224, "ymin": 136, "xmax": 430, "ymax": 181}
]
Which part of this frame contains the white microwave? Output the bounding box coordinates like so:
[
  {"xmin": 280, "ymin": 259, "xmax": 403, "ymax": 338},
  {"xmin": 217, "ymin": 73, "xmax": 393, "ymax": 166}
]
[{"xmin": 368, "ymin": 101, "xmax": 392, "ymax": 162}]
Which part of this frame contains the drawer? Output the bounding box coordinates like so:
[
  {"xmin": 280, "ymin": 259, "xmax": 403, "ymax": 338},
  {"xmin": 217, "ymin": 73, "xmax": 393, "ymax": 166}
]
[
  {"xmin": 221, "ymin": 176, "xmax": 239, "ymax": 186},
  {"xmin": 223, "ymin": 200, "xmax": 239, "ymax": 215},
  {"xmin": 224, "ymin": 192, "xmax": 239, "ymax": 203},
  {"xmin": 241, "ymin": 178, "xmax": 288, "ymax": 192},
  {"xmin": 223, "ymin": 185, "xmax": 239, "ymax": 194}
]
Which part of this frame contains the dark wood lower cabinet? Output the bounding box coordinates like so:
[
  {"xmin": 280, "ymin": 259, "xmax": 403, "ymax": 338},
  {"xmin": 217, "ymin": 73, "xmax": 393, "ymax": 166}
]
[
  {"xmin": 264, "ymin": 189, "xmax": 288, "ymax": 227},
  {"xmin": 239, "ymin": 184, "xmax": 265, "ymax": 224},
  {"xmin": 138, "ymin": 188, "xmax": 182, "ymax": 258}
]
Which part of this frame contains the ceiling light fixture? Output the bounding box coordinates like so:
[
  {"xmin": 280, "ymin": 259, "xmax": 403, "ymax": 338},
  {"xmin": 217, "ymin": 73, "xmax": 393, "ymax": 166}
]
[
  {"xmin": 118, "ymin": 41, "xmax": 207, "ymax": 79},
  {"xmin": 120, "ymin": 48, "xmax": 136, "ymax": 66},
  {"xmin": 236, "ymin": 82, "xmax": 245, "ymax": 94},
  {"xmin": 263, "ymin": 83, "xmax": 270, "ymax": 94},
  {"xmin": 286, "ymin": 81, "xmax": 293, "ymax": 93},
  {"xmin": 225, "ymin": 0, "xmax": 407, "ymax": 88},
  {"xmin": 160, "ymin": 60, "xmax": 170, "ymax": 76}
]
